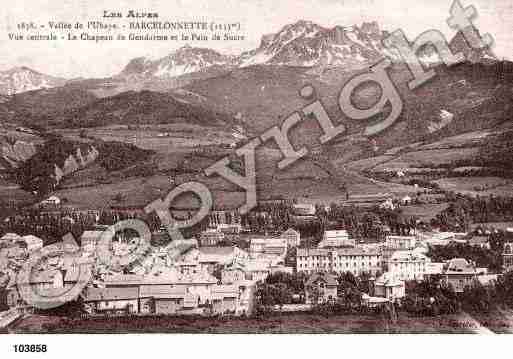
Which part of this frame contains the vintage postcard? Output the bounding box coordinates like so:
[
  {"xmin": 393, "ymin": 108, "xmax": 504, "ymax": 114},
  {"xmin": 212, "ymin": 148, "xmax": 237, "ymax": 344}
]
[{"xmin": 0, "ymin": 0, "xmax": 513, "ymax": 355}]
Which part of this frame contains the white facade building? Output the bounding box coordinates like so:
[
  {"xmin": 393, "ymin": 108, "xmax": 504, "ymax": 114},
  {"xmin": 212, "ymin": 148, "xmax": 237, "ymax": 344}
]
[
  {"xmin": 388, "ymin": 250, "xmax": 431, "ymax": 281},
  {"xmin": 297, "ymin": 248, "xmax": 382, "ymax": 275},
  {"xmin": 318, "ymin": 230, "xmax": 355, "ymax": 248}
]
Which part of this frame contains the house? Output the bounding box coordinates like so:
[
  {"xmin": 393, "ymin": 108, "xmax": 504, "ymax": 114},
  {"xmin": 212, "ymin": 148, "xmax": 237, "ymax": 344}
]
[
  {"xmin": 249, "ymin": 238, "xmax": 288, "ymax": 258},
  {"xmin": 374, "ymin": 273, "xmax": 405, "ymax": 301},
  {"xmin": 292, "ymin": 203, "xmax": 316, "ymax": 216},
  {"xmin": 216, "ymin": 223, "xmax": 242, "ymax": 234},
  {"xmin": 198, "ymin": 229, "xmax": 225, "ymax": 247},
  {"xmin": 441, "ymin": 258, "xmax": 479, "ymax": 293},
  {"xmin": 80, "ymin": 230, "xmax": 104, "ymax": 254},
  {"xmin": 361, "ymin": 294, "xmax": 389, "ymax": 308},
  {"xmin": 12, "ymin": 267, "xmax": 86, "ymax": 309},
  {"xmin": 222, "ymin": 257, "xmax": 292, "ymax": 284},
  {"xmin": 21, "ymin": 235, "xmax": 43, "ymax": 253},
  {"xmin": 82, "ymin": 287, "xmax": 140, "ymax": 315},
  {"xmin": 401, "ymin": 195, "xmax": 412, "ymax": 205},
  {"xmin": 503, "ymin": 242, "xmax": 513, "ymax": 272},
  {"xmin": 280, "ymin": 228, "xmax": 301, "ymax": 247},
  {"xmin": 221, "ymin": 263, "xmax": 246, "ymax": 284},
  {"xmin": 92, "ymin": 270, "xmax": 251, "ymax": 316},
  {"xmin": 420, "ymin": 231, "xmax": 467, "ymax": 246},
  {"xmin": 385, "ymin": 236, "xmax": 416, "ymax": 250},
  {"xmin": 197, "ymin": 246, "xmax": 248, "ymax": 274},
  {"xmin": 0, "ymin": 233, "xmax": 21, "ymax": 242},
  {"xmin": 381, "ymin": 236, "xmax": 418, "ymax": 270},
  {"xmin": 40, "ymin": 196, "xmax": 61, "ymax": 206},
  {"xmin": 318, "ymin": 230, "xmax": 355, "ymax": 248},
  {"xmin": 211, "ymin": 285, "xmax": 238, "ymax": 314},
  {"xmin": 297, "ymin": 248, "xmax": 382, "ymax": 275},
  {"xmin": 305, "ymin": 272, "xmax": 338, "ymax": 304},
  {"xmin": 138, "ymin": 285, "xmax": 191, "ymax": 315},
  {"xmin": 379, "ymin": 198, "xmax": 395, "ymax": 210},
  {"xmin": 388, "ymin": 250, "xmax": 431, "ymax": 281},
  {"xmin": 468, "ymin": 236, "xmax": 491, "ymax": 249}
]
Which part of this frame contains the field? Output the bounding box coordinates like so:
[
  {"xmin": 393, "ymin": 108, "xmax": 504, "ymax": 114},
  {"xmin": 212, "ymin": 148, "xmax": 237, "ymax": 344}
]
[
  {"xmin": 434, "ymin": 177, "xmax": 513, "ymax": 197},
  {"xmin": 11, "ymin": 312, "xmax": 481, "ymax": 334},
  {"xmin": 0, "ymin": 182, "xmax": 35, "ymax": 206},
  {"xmin": 372, "ymin": 148, "xmax": 480, "ymax": 172},
  {"xmin": 54, "ymin": 124, "xmax": 235, "ymax": 153}
]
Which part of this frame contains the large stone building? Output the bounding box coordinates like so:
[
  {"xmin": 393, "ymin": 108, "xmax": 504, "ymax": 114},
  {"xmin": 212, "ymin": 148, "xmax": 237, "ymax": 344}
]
[
  {"xmin": 83, "ymin": 272, "xmax": 255, "ymax": 316},
  {"xmin": 198, "ymin": 229, "xmax": 225, "ymax": 247},
  {"xmin": 387, "ymin": 250, "xmax": 431, "ymax": 281},
  {"xmin": 296, "ymin": 248, "xmax": 382, "ymax": 275},
  {"xmin": 249, "ymin": 237, "xmax": 288, "ymax": 258},
  {"xmin": 441, "ymin": 258, "xmax": 479, "ymax": 293}
]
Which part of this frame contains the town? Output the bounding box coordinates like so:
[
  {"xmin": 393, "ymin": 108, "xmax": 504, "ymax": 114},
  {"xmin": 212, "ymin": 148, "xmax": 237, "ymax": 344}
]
[{"xmin": 2, "ymin": 189, "xmax": 513, "ymax": 333}]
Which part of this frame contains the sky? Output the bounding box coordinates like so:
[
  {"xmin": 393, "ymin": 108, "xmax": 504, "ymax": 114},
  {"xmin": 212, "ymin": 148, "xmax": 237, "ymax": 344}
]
[{"xmin": 0, "ymin": 0, "xmax": 511, "ymax": 78}]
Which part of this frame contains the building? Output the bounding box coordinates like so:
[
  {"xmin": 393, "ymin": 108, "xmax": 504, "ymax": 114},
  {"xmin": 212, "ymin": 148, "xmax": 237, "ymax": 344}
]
[
  {"xmin": 221, "ymin": 263, "xmax": 246, "ymax": 284},
  {"xmin": 297, "ymin": 248, "xmax": 382, "ymax": 275},
  {"xmin": 468, "ymin": 236, "xmax": 491, "ymax": 249},
  {"xmin": 292, "ymin": 203, "xmax": 316, "ymax": 216},
  {"xmin": 318, "ymin": 230, "xmax": 355, "ymax": 248},
  {"xmin": 503, "ymin": 242, "xmax": 513, "ymax": 272},
  {"xmin": 441, "ymin": 258, "xmax": 479, "ymax": 293},
  {"xmin": 198, "ymin": 229, "xmax": 225, "ymax": 247},
  {"xmin": 385, "ymin": 236, "xmax": 416, "ymax": 250},
  {"xmin": 387, "ymin": 250, "xmax": 431, "ymax": 281},
  {"xmin": 374, "ymin": 273, "xmax": 405, "ymax": 301},
  {"xmin": 210, "ymin": 285, "xmax": 238, "ymax": 314},
  {"xmin": 80, "ymin": 230, "xmax": 104, "ymax": 254},
  {"xmin": 198, "ymin": 247, "xmax": 247, "ymax": 274},
  {"xmin": 216, "ymin": 223, "xmax": 242, "ymax": 234},
  {"xmin": 419, "ymin": 232, "xmax": 467, "ymax": 246},
  {"xmin": 83, "ymin": 287, "xmax": 140, "ymax": 315},
  {"xmin": 40, "ymin": 196, "xmax": 61, "ymax": 206},
  {"xmin": 305, "ymin": 272, "xmax": 338, "ymax": 304},
  {"xmin": 174, "ymin": 246, "xmax": 248, "ymax": 275},
  {"xmin": 86, "ymin": 271, "xmax": 253, "ymax": 316},
  {"xmin": 221, "ymin": 258, "xmax": 292, "ymax": 284},
  {"xmin": 380, "ymin": 236, "xmax": 418, "ymax": 271},
  {"xmin": 280, "ymin": 228, "xmax": 301, "ymax": 247},
  {"xmin": 249, "ymin": 238, "xmax": 288, "ymax": 258},
  {"xmin": 20, "ymin": 235, "xmax": 43, "ymax": 253}
]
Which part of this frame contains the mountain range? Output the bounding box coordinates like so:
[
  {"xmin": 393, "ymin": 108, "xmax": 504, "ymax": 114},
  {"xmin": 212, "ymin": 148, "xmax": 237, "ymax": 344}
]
[{"xmin": 0, "ymin": 20, "xmax": 497, "ymax": 95}]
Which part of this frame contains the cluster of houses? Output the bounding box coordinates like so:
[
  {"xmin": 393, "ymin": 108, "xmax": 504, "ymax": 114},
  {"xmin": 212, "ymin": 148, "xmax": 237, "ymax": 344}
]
[
  {"xmin": 4, "ymin": 216, "xmax": 513, "ymax": 317},
  {"xmin": 0, "ymin": 224, "xmax": 302, "ymax": 317},
  {"xmin": 297, "ymin": 230, "xmax": 502, "ymax": 306},
  {"xmin": 82, "ymin": 271, "xmax": 254, "ymax": 316}
]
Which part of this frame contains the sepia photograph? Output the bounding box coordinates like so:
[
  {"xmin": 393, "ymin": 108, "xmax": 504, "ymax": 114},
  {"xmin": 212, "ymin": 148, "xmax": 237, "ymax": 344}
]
[{"xmin": 0, "ymin": 0, "xmax": 513, "ymax": 356}]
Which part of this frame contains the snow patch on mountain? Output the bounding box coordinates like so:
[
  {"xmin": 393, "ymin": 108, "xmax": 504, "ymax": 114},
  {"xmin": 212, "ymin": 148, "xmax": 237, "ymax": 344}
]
[{"xmin": 0, "ymin": 67, "xmax": 66, "ymax": 95}]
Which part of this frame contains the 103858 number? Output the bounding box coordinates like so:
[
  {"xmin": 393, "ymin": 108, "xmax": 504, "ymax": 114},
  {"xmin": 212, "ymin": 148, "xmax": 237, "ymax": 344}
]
[{"xmin": 13, "ymin": 344, "xmax": 47, "ymax": 353}]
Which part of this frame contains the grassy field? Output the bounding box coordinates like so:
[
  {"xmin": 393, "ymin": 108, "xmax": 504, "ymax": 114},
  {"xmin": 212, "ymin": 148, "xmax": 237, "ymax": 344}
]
[
  {"xmin": 11, "ymin": 312, "xmax": 479, "ymax": 334},
  {"xmin": 55, "ymin": 124, "xmax": 235, "ymax": 154},
  {"xmin": 372, "ymin": 148, "xmax": 480, "ymax": 172},
  {"xmin": 434, "ymin": 177, "xmax": 513, "ymax": 196}
]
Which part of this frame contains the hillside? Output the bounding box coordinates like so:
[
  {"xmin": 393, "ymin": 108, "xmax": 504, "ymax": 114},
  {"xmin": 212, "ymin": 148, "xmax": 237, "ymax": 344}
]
[
  {"xmin": 8, "ymin": 89, "xmax": 237, "ymax": 129},
  {"xmin": 15, "ymin": 138, "xmax": 154, "ymax": 195}
]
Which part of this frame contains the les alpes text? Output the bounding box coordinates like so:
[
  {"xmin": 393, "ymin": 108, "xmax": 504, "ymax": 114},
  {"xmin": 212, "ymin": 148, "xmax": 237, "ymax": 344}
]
[{"xmin": 103, "ymin": 10, "xmax": 159, "ymax": 18}]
